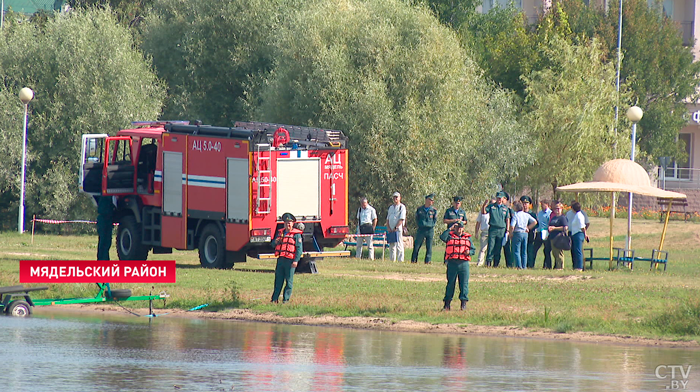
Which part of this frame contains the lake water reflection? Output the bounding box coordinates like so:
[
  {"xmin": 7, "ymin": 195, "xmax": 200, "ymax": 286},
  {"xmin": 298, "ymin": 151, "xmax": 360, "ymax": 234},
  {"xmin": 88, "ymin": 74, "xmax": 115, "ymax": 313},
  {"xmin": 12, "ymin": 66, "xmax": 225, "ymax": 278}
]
[{"xmin": 0, "ymin": 309, "xmax": 697, "ymax": 391}]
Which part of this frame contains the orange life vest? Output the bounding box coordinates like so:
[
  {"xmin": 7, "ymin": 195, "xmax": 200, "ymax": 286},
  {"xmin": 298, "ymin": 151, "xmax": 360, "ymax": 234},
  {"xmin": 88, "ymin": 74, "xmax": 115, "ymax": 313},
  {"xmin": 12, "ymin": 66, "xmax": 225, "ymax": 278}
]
[
  {"xmin": 275, "ymin": 228, "xmax": 303, "ymax": 259},
  {"xmin": 444, "ymin": 232, "xmax": 472, "ymax": 261}
]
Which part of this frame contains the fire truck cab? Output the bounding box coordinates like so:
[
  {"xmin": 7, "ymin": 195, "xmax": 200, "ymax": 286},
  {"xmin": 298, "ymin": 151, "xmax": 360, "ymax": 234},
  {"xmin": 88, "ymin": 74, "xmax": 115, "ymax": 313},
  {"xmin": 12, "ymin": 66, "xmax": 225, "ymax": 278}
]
[{"xmin": 80, "ymin": 121, "xmax": 350, "ymax": 269}]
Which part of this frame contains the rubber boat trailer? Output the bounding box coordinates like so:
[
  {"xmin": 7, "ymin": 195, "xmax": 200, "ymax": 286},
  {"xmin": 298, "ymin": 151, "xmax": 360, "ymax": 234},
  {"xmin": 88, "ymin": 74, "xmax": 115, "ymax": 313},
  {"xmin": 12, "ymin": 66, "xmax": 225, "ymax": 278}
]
[{"xmin": 1, "ymin": 283, "xmax": 169, "ymax": 317}]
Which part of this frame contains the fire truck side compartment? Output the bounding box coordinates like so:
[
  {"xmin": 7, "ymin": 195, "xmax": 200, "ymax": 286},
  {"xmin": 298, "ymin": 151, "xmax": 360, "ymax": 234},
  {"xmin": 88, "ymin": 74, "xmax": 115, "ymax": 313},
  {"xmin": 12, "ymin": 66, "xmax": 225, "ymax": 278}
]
[{"xmin": 227, "ymin": 158, "xmax": 249, "ymax": 223}]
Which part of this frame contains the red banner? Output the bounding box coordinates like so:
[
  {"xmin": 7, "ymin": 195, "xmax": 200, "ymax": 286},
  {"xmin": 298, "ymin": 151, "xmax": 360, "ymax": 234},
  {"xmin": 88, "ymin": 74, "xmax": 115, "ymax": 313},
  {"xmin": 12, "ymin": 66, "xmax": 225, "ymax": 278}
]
[{"xmin": 20, "ymin": 260, "xmax": 176, "ymax": 283}]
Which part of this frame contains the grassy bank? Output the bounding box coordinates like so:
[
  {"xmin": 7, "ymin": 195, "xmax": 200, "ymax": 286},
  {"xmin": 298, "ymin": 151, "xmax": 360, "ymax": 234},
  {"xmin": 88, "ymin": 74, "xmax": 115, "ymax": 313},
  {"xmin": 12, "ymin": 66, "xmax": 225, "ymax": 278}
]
[{"xmin": 1, "ymin": 216, "xmax": 699, "ymax": 342}]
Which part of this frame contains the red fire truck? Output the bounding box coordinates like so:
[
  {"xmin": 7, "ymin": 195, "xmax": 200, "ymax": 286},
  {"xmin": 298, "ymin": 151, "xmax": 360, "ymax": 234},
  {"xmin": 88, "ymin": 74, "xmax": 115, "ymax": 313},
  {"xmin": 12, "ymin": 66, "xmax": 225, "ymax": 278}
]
[{"xmin": 79, "ymin": 121, "xmax": 350, "ymax": 270}]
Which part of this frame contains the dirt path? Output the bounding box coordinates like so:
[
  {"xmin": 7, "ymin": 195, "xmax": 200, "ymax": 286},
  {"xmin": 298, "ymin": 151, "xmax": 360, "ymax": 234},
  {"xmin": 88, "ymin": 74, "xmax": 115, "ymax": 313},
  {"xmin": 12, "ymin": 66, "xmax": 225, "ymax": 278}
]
[{"xmin": 39, "ymin": 304, "xmax": 700, "ymax": 349}]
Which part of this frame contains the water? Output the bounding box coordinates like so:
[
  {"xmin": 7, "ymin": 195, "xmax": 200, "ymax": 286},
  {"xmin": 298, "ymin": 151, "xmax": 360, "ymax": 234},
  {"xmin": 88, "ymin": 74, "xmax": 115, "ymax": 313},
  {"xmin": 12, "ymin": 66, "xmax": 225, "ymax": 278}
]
[{"xmin": 0, "ymin": 308, "xmax": 697, "ymax": 391}]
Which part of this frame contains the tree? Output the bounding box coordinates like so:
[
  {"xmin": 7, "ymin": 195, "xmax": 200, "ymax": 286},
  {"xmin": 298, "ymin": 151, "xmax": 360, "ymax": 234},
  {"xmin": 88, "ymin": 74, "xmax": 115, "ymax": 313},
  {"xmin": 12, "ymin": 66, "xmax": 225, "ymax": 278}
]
[
  {"xmin": 66, "ymin": 0, "xmax": 154, "ymax": 27},
  {"xmin": 460, "ymin": 6, "xmax": 535, "ymax": 99},
  {"xmin": 140, "ymin": 0, "xmax": 291, "ymax": 125},
  {"xmin": 251, "ymin": 0, "xmax": 530, "ymax": 213},
  {"xmin": 521, "ymin": 35, "xmax": 631, "ymax": 195},
  {"xmin": 559, "ymin": 0, "xmax": 700, "ymax": 160},
  {"xmin": 418, "ymin": 0, "xmax": 480, "ymax": 28},
  {"xmin": 0, "ymin": 8, "xmax": 163, "ymax": 228}
]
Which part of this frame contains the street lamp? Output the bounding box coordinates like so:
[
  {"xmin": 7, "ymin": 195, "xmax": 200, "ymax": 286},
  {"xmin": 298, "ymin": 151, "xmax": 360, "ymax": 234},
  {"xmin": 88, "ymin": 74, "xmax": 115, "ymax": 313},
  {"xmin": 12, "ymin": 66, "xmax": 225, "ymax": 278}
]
[
  {"xmin": 18, "ymin": 87, "xmax": 33, "ymax": 233},
  {"xmin": 626, "ymin": 105, "xmax": 643, "ymax": 249}
]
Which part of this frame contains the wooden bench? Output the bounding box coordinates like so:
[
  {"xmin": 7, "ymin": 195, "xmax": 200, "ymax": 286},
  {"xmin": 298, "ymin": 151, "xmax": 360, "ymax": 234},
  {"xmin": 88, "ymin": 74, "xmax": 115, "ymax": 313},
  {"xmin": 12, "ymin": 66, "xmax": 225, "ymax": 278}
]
[
  {"xmin": 658, "ymin": 197, "xmax": 690, "ymax": 222},
  {"xmin": 343, "ymin": 226, "xmax": 389, "ymax": 260}
]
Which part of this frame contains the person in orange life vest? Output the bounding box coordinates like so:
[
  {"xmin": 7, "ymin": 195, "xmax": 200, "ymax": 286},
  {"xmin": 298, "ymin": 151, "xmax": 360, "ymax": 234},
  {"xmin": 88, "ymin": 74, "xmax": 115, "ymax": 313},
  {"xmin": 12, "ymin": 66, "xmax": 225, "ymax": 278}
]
[
  {"xmin": 271, "ymin": 212, "xmax": 303, "ymax": 303},
  {"xmin": 440, "ymin": 221, "xmax": 474, "ymax": 311}
]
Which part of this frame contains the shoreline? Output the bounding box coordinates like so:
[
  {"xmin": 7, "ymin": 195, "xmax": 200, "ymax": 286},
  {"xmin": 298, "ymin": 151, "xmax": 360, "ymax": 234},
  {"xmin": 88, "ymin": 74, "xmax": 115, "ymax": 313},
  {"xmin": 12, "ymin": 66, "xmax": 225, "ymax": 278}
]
[{"xmin": 34, "ymin": 303, "xmax": 700, "ymax": 349}]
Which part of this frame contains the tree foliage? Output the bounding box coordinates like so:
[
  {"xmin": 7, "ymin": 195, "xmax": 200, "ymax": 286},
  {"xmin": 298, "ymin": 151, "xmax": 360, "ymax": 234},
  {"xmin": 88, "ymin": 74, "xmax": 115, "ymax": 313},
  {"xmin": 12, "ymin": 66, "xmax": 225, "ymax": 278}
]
[
  {"xmin": 66, "ymin": 0, "xmax": 154, "ymax": 26},
  {"xmin": 141, "ymin": 0, "xmax": 291, "ymax": 125},
  {"xmin": 418, "ymin": 0, "xmax": 480, "ymax": 28},
  {"xmin": 521, "ymin": 35, "xmax": 631, "ymax": 195},
  {"xmin": 460, "ymin": 6, "xmax": 534, "ymax": 98},
  {"xmin": 0, "ymin": 9, "xmax": 163, "ymax": 227},
  {"xmin": 554, "ymin": 0, "xmax": 700, "ymax": 161},
  {"xmin": 251, "ymin": 0, "xmax": 530, "ymax": 213}
]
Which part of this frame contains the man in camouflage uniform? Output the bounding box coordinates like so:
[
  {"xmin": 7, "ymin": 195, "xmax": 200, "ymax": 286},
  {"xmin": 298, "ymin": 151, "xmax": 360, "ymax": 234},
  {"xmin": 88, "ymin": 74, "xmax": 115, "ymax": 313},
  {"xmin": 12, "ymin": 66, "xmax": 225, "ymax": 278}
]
[{"xmin": 411, "ymin": 193, "xmax": 438, "ymax": 264}]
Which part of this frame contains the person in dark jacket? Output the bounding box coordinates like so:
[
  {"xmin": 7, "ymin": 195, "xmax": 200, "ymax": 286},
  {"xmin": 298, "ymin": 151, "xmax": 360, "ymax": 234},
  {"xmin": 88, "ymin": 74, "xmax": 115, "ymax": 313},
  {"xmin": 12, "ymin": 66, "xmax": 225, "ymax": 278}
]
[
  {"xmin": 96, "ymin": 196, "xmax": 116, "ymax": 260},
  {"xmin": 548, "ymin": 201, "xmax": 569, "ymax": 270},
  {"xmin": 440, "ymin": 221, "xmax": 474, "ymax": 311},
  {"xmin": 520, "ymin": 195, "xmax": 539, "ymax": 268},
  {"xmin": 411, "ymin": 193, "xmax": 438, "ymax": 264}
]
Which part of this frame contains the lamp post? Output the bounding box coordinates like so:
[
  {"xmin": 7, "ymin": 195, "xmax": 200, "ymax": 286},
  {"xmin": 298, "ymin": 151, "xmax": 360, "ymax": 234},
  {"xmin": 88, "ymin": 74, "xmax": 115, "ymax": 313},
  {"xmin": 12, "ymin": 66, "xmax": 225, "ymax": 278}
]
[
  {"xmin": 626, "ymin": 105, "xmax": 643, "ymax": 249},
  {"xmin": 18, "ymin": 87, "xmax": 33, "ymax": 233}
]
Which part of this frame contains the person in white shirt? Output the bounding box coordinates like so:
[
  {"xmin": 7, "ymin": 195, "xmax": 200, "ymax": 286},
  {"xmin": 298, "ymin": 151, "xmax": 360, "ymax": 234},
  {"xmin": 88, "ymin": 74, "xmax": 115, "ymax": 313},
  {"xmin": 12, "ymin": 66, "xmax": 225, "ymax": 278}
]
[
  {"xmin": 509, "ymin": 201, "xmax": 537, "ymax": 269},
  {"xmin": 569, "ymin": 202, "xmax": 589, "ymax": 271},
  {"xmin": 474, "ymin": 198, "xmax": 494, "ymax": 267},
  {"xmin": 566, "ymin": 201, "xmax": 590, "ymax": 234},
  {"xmin": 533, "ymin": 199, "xmax": 552, "ymax": 269},
  {"xmin": 386, "ymin": 191, "xmax": 407, "ymax": 262},
  {"xmin": 356, "ymin": 197, "xmax": 378, "ymax": 259}
]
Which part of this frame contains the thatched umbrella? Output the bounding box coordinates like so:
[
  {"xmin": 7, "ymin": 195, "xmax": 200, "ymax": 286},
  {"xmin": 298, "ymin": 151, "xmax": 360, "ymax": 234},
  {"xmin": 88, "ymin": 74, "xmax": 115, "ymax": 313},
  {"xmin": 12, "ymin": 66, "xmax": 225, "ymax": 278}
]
[{"xmin": 556, "ymin": 159, "xmax": 686, "ymax": 269}]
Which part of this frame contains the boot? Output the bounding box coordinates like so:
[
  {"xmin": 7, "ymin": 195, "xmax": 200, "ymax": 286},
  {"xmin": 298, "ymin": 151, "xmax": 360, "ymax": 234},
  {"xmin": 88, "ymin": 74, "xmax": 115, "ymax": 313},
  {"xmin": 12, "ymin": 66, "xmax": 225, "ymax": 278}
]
[
  {"xmin": 442, "ymin": 300, "xmax": 451, "ymax": 311},
  {"xmin": 460, "ymin": 300, "xmax": 467, "ymax": 311}
]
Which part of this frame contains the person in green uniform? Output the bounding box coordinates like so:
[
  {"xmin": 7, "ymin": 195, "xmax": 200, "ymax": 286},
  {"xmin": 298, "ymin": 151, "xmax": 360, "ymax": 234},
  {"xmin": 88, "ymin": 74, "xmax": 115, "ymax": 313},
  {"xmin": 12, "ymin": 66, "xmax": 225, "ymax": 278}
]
[
  {"xmin": 440, "ymin": 221, "xmax": 474, "ymax": 311},
  {"xmin": 443, "ymin": 196, "xmax": 467, "ymax": 228},
  {"xmin": 411, "ymin": 194, "xmax": 438, "ymax": 264},
  {"xmin": 271, "ymin": 213, "xmax": 303, "ymax": 303},
  {"xmin": 502, "ymin": 192, "xmax": 516, "ymax": 268},
  {"xmin": 96, "ymin": 196, "xmax": 116, "ymax": 260},
  {"xmin": 521, "ymin": 195, "xmax": 539, "ymax": 269},
  {"xmin": 484, "ymin": 191, "xmax": 510, "ymax": 267}
]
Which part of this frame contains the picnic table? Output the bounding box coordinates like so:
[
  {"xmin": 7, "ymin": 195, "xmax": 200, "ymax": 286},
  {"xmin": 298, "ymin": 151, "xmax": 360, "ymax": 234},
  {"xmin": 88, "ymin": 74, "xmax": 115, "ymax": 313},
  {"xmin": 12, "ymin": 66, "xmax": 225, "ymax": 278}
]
[{"xmin": 658, "ymin": 197, "xmax": 690, "ymax": 222}]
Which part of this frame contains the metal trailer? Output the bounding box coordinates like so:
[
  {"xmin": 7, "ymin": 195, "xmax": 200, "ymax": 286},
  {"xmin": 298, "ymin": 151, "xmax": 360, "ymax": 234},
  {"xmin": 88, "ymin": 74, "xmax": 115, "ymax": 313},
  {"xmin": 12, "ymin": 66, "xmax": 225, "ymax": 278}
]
[{"xmin": 0, "ymin": 284, "xmax": 169, "ymax": 317}]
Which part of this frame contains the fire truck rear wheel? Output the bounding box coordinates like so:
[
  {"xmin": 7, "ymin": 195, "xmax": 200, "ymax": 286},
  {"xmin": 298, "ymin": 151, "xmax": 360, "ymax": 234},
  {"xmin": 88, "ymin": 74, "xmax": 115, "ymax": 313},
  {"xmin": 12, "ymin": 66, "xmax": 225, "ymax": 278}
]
[
  {"xmin": 117, "ymin": 215, "xmax": 150, "ymax": 261},
  {"xmin": 199, "ymin": 224, "xmax": 227, "ymax": 269}
]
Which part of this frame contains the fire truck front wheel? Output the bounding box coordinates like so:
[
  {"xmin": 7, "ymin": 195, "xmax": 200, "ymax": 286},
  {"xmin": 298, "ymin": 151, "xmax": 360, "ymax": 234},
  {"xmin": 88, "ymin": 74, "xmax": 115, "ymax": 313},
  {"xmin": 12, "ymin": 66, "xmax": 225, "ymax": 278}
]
[
  {"xmin": 198, "ymin": 224, "xmax": 230, "ymax": 269},
  {"xmin": 116, "ymin": 215, "xmax": 150, "ymax": 260}
]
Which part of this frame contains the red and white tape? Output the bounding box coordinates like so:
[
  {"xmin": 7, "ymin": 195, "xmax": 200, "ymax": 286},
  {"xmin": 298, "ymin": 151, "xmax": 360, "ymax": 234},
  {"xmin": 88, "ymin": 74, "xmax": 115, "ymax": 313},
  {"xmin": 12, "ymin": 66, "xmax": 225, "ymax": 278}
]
[{"xmin": 33, "ymin": 218, "xmax": 97, "ymax": 224}]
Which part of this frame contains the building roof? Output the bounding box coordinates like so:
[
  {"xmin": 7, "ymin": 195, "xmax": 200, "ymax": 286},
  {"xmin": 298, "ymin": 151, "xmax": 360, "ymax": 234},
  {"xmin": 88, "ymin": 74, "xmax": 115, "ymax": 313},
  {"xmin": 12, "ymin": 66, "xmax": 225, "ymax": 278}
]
[{"xmin": 2, "ymin": 0, "xmax": 64, "ymax": 14}]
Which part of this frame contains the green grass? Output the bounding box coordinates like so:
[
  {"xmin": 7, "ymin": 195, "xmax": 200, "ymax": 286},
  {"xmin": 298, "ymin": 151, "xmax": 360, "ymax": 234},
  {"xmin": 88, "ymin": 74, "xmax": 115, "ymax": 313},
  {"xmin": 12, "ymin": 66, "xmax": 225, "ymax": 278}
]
[{"xmin": 1, "ymin": 216, "xmax": 699, "ymax": 342}]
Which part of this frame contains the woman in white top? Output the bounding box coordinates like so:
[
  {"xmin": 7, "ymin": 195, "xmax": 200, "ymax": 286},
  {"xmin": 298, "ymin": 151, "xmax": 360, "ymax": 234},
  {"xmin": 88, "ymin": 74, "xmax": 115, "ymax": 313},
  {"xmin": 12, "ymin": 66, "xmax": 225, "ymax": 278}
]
[
  {"xmin": 509, "ymin": 201, "xmax": 537, "ymax": 269},
  {"xmin": 570, "ymin": 202, "xmax": 589, "ymax": 271},
  {"xmin": 475, "ymin": 199, "xmax": 494, "ymax": 267}
]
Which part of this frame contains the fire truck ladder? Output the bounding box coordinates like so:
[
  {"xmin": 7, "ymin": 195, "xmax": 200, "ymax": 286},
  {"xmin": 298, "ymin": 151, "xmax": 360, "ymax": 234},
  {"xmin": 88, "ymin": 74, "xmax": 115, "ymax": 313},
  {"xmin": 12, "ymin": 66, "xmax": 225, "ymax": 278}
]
[{"xmin": 255, "ymin": 143, "xmax": 272, "ymax": 214}]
